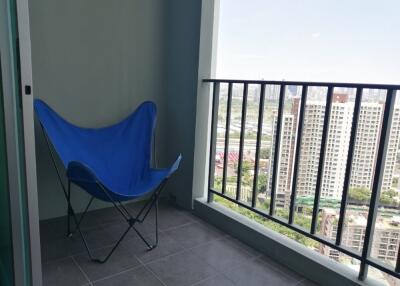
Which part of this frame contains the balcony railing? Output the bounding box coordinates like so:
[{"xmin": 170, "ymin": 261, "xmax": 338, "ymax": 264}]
[{"xmin": 204, "ymin": 78, "xmax": 400, "ymax": 282}]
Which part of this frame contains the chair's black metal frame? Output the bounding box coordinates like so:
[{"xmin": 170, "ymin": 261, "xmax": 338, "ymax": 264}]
[{"xmin": 40, "ymin": 125, "xmax": 166, "ymax": 263}]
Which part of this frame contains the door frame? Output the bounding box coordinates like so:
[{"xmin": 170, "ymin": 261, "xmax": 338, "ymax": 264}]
[
  {"xmin": 0, "ymin": 0, "xmax": 42, "ymax": 284},
  {"xmin": 15, "ymin": 0, "xmax": 42, "ymax": 284}
]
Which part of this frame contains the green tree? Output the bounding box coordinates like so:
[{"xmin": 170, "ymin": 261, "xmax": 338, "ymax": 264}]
[
  {"xmin": 348, "ymin": 187, "xmax": 370, "ymax": 204},
  {"xmin": 260, "ymin": 148, "xmax": 271, "ymax": 160},
  {"xmin": 257, "ymin": 174, "xmax": 268, "ymax": 193},
  {"xmin": 241, "ymin": 161, "xmax": 253, "ymax": 186},
  {"xmin": 379, "ymin": 189, "xmax": 398, "ymax": 206},
  {"xmin": 348, "ymin": 187, "xmax": 399, "ymax": 207}
]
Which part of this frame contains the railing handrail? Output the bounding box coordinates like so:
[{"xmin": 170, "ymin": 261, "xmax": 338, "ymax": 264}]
[{"xmin": 203, "ymin": 78, "xmax": 400, "ymax": 90}]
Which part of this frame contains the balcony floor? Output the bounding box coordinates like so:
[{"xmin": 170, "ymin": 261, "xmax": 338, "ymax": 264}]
[{"xmin": 40, "ymin": 200, "xmax": 318, "ymax": 286}]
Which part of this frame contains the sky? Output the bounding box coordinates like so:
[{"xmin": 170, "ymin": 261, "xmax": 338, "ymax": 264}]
[{"xmin": 216, "ymin": 0, "xmax": 400, "ymax": 84}]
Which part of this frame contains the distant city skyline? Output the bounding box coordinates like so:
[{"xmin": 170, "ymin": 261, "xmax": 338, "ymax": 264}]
[{"xmin": 216, "ymin": 0, "xmax": 400, "ymax": 84}]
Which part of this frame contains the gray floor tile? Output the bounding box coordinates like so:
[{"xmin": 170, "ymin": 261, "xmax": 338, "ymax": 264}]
[
  {"xmin": 259, "ymin": 255, "xmax": 305, "ymax": 281},
  {"xmin": 223, "ymin": 257, "xmax": 300, "ymax": 286},
  {"xmin": 147, "ymin": 250, "xmax": 217, "ymax": 286},
  {"xmin": 224, "ymin": 236, "xmax": 262, "ymax": 258},
  {"xmin": 297, "ymin": 279, "xmax": 320, "ymax": 286},
  {"xmin": 41, "ymin": 225, "xmax": 115, "ymax": 263},
  {"xmin": 40, "ymin": 217, "xmax": 70, "ymax": 243},
  {"xmin": 192, "ymin": 274, "xmax": 236, "ymax": 286},
  {"xmin": 190, "ymin": 238, "xmax": 256, "ymax": 272},
  {"xmin": 101, "ymin": 220, "xmax": 154, "ymax": 243},
  {"xmin": 40, "ymin": 210, "xmax": 102, "ymax": 243},
  {"xmin": 75, "ymin": 213, "xmax": 106, "ymax": 230},
  {"xmin": 73, "ymin": 245, "xmax": 140, "ymax": 281},
  {"xmin": 41, "ymin": 202, "xmax": 310, "ymax": 286},
  {"xmin": 134, "ymin": 208, "xmax": 193, "ymax": 232},
  {"xmin": 164, "ymin": 222, "xmax": 225, "ymax": 249},
  {"xmin": 130, "ymin": 200, "xmax": 194, "ymax": 227},
  {"xmin": 41, "ymin": 235, "xmax": 86, "ymax": 263},
  {"xmin": 88, "ymin": 206, "xmax": 125, "ymax": 225},
  {"xmin": 42, "ymin": 257, "xmax": 89, "ymax": 286},
  {"xmin": 122, "ymin": 232, "xmax": 184, "ymax": 264},
  {"xmin": 92, "ymin": 266, "xmax": 163, "ymax": 286},
  {"xmin": 82, "ymin": 226, "xmax": 118, "ymax": 249},
  {"xmin": 157, "ymin": 210, "xmax": 194, "ymax": 230},
  {"xmin": 185, "ymin": 213, "xmax": 206, "ymax": 224}
]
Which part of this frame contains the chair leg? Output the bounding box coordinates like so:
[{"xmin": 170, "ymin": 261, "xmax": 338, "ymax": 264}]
[
  {"xmin": 92, "ymin": 224, "xmax": 132, "ymax": 264},
  {"xmin": 71, "ymin": 196, "xmax": 95, "ymax": 235},
  {"xmin": 134, "ymin": 188, "xmax": 162, "ymax": 251},
  {"xmin": 67, "ymin": 182, "xmax": 72, "ymax": 237},
  {"xmin": 154, "ymin": 199, "xmax": 159, "ymax": 248},
  {"xmin": 68, "ymin": 181, "xmax": 165, "ymax": 263}
]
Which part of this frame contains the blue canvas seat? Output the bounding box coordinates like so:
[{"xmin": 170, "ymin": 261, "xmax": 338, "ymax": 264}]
[{"xmin": 34, "ymin": 99, "xmax": 181, "ymax": 263}]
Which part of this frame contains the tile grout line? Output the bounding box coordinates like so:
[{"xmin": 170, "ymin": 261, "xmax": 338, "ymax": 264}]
[
  {"xmin": 191, "ymin": 235, "xmax": 264, "ymax": 258},
  {"xmin": 71, "ymin": 255, "xmax": 92, "ymax": 285},
  {"xmin": 151, "ymin": 244, "xmax": 228, "ymax": 286},
  {"xmin": 139, "ymin": 234, "xmax": 228, "ymax": 267},
  {"xmin": 188, "ymin": 274, "xmax": 219, "ymax": 286},
  {"xmin": 256, "ymin": 256, "xmax": 307, "ymax": 283},
  {"xmin": 143, "ymin": 248, "xmax": 187, "ymax": 265},
  {"xmin": 188, "ymin": 247, "xmax": 261, "ymax": 285},
  {"xmin": 42, "ymin": 254, "xmax": 75, "ymax": 265},
  {"xmin": 295, "ymin": 277, "xmax": 308, "ymax": 285},
  {"xmin": 178, "ymin": 234, "xmax": 230, "ymax": 252},
  {"xmin": 137, "ymin": 256, "xmax": 168, "ymax": 286},
  {"xmin": 89, "ymin": 264, "xmax": 143, "ymax": 284},
  {"xmin": 158, "ymin": 221, "xmax": 197, "ymax": 232}
]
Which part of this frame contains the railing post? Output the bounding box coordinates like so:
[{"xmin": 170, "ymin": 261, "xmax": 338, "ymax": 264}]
[
  {"xmin": 311, "ymin": 86, "xmax": 334, "ymax": 234},
  {"xmin": 288, "ymin": 85, "xmax": 308, "ymax": 225},
  {"xmin": 336, "ymin": 88, "xmax": 363, "ymax": 245},
  {"xmin": 396, "ymin": 242, "xmax": 400, "ymax": 273},
  {"xmin": 236, "ymin": 83, "xmax": 248, "ymax": 202},
  {"xmin": 222, "ymin": 83, "xmax": 233, "ymax": 195},
  {"xmin": 252, "ymin": 84, "xmax": 266, "ymax": 208},
  {"xmin": 310, "ymin": 86, "xmax": 334, "ymax": 234},
  {"xmin": 270, "ymin": 84, "xmax": 286, "ymax": 216},
  {"xmin": 359, "ymin": 89, "xmax": 397, "ymax": 280},
  {"xmin": 208, "ymin": 82, "xmax": 220, "ymax": 203}
]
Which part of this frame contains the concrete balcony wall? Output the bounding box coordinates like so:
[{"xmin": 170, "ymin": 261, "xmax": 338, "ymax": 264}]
[{"xmin": 165, "ymin": 0, "xmax": 202, "ymax": 209}]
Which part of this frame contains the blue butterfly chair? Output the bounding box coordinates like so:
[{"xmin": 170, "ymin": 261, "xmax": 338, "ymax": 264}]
[{"xmin": 34, "ymin": 99, "xmax": 182, "ymax": 263}]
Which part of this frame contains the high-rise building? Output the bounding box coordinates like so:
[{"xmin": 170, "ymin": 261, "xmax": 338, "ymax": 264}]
[
  {"xmin": 297, "ymin": 94, "xmax": 354, "ymax": 199},
  {"xmin": 319, "ymin": 209, "xmax": 400, "ymax": 264},
  {"xmin": 269, "ymin": 92, "xmax": 400, "ymax": 204},
  {"xmin": 349, "ymin": 102, "xmax": 383, "ymax": 189},
  {"xmin": 382, "ymin": 106, "xmax": 400, "ymax": 190},
  {"xmin": 269, "ymin": 114, "xmax": 296, "ymax": 208}
]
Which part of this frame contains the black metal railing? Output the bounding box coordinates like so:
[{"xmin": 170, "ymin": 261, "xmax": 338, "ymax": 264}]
[{"xmin": 204, "ymin": 78, "xmax": 400, "ymax": 281}]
